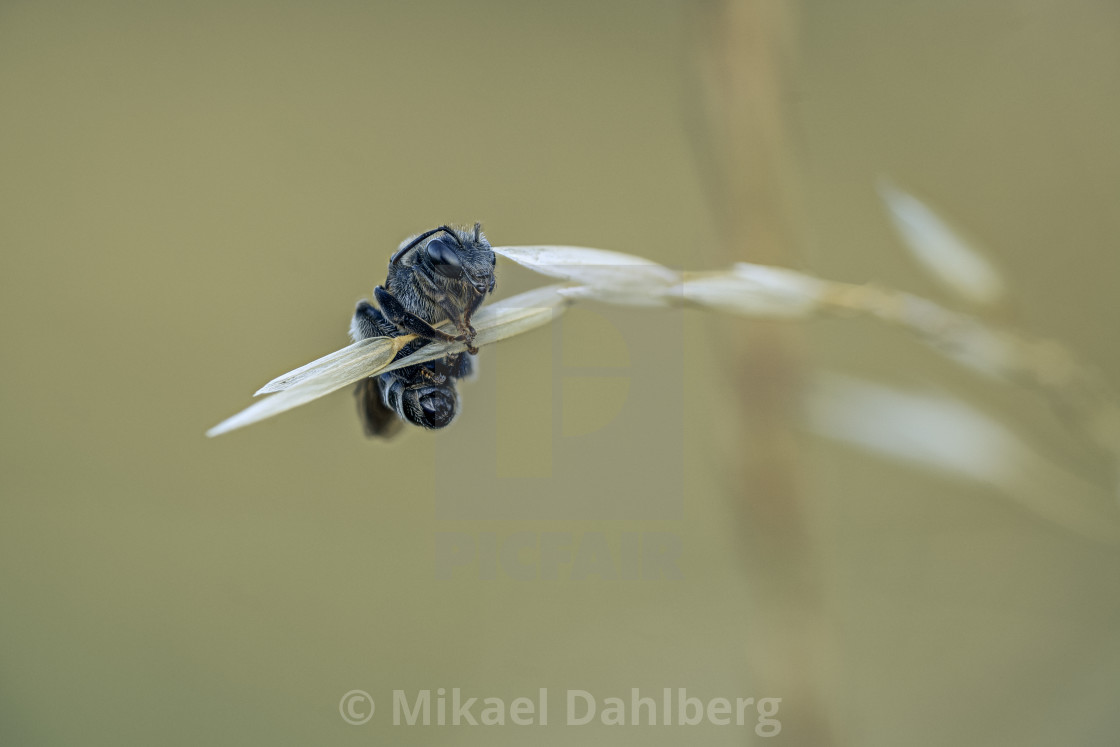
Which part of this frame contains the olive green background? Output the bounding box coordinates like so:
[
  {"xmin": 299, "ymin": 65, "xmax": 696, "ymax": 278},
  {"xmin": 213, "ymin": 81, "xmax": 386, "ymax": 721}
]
[{"xmin": 2, "ymin": 1, "xmax": 1119, "ymax": 745}]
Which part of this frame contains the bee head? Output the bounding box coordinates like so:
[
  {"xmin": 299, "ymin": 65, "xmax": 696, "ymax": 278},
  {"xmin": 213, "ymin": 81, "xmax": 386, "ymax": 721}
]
[{"xmin": 393, "ymin": 223, "xmax": 496, "ymax": 295}]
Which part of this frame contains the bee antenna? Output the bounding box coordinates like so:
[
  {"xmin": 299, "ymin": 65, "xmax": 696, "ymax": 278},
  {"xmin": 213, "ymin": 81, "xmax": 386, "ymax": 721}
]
[{"xmin": 389, "ymin": 225, "xmax": 465, "ymax": 264}]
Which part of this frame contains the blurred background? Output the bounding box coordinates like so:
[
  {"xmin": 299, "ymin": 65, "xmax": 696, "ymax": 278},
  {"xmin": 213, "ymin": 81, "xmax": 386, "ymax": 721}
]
[{"xmin": 3, "ymin": 1, "xmax": 1120, "ymax": 745}]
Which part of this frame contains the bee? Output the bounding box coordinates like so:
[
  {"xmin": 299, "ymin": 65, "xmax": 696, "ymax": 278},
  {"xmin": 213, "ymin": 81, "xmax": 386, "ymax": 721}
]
[{"xmin": 350, "ymin": 223, "xmax": 496, "ymax": 436}]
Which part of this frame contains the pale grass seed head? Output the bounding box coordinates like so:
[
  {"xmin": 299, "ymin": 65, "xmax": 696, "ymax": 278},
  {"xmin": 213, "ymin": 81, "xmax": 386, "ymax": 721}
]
[{"xmin": 207, "ymin": 186, "xmax": 1120, "ymax": 536}]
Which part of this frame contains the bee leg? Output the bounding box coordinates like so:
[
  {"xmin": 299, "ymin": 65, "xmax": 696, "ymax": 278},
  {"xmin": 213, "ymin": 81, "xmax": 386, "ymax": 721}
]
[
  {"xmin": 374, "ymin": 286, "xmax": 464, "ymax": 345},
  {"xmin": 411, "ymin": 269, "xmax": 481, "ymax": 354},
  {"xmin": 416, "ymin": 366, "xmax": 447, "ymax": 385},
  {"xmin": 350, "ymin": 300, "xmax": 396, "ymax": 342},
  {"xmin": 457, "ymin": 291, "xmax": 488, "ymax": 354},
  {"xmin": 443, "ymin": 351, "xmax": 474, "ymax": 380}
]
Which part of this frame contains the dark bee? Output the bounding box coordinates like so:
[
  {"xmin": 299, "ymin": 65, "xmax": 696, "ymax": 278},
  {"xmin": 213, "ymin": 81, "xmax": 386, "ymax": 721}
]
[{"xmin": 350, "ymin": 224, "xmax": 495, "ymax": 437}]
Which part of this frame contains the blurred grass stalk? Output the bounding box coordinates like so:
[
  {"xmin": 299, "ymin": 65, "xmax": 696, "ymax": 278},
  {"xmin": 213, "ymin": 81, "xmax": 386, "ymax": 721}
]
[
  {"xmin": 681, "ymin": 3, "xmax": 1120, "ymax": 746},
  {"xmin": 686, "ymin": 2, "xmax": 838, "ymax": 745}
]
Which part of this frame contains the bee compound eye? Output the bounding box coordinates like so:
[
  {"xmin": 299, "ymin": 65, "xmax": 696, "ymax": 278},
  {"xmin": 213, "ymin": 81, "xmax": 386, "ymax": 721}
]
[{"xmin": 425, "ymin": 237, "xmax": 463, "ymax": 277}]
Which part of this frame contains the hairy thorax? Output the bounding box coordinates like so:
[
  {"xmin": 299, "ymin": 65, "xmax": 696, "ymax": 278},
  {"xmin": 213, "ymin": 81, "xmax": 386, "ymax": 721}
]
[{"xmin": 385, "ymin": 258, "xmax": 474, "ymax": 325}]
